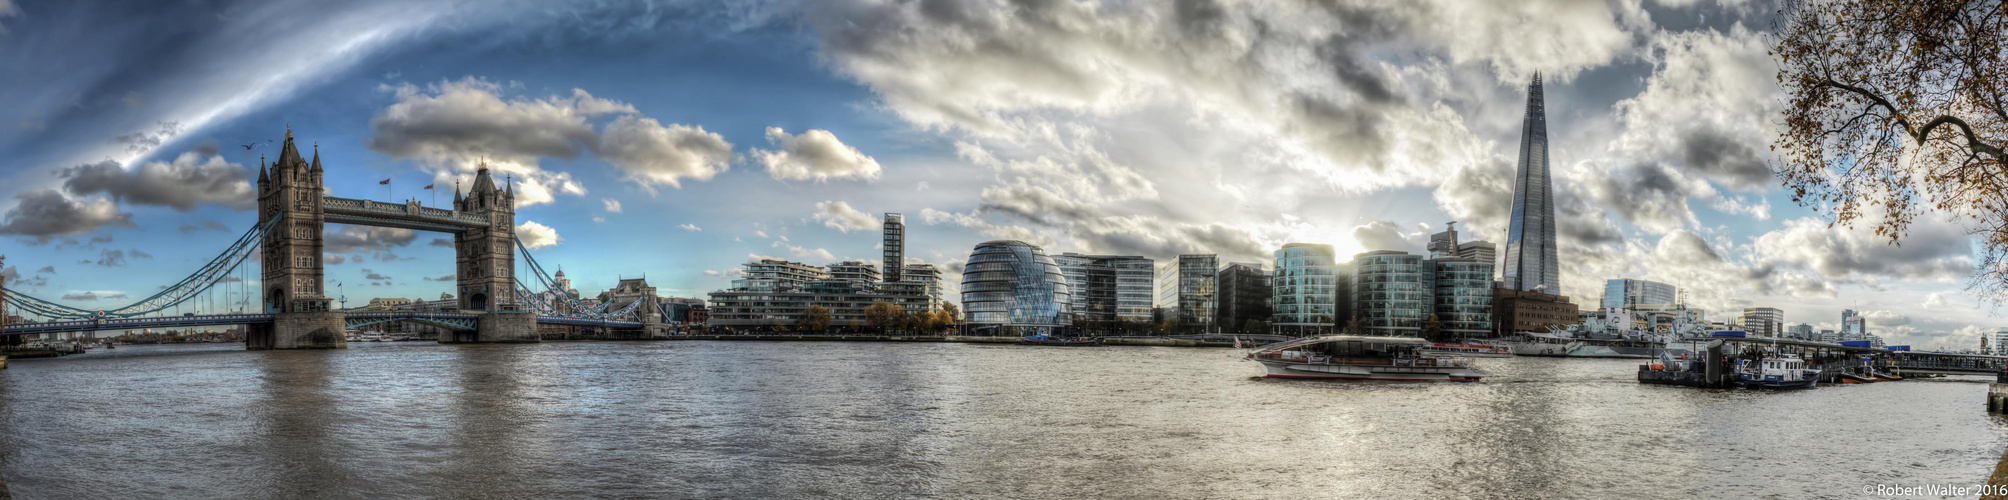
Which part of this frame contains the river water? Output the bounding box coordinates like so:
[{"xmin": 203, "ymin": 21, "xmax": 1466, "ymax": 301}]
[{"xmin": 1, "ymin": 341, "xmax": 2004, "ymax": 499}]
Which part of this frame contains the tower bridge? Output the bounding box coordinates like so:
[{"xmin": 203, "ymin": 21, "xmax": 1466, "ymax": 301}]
[{"xmin": 0, "ymin": 128, "xmax": 669, "ymax": 347}]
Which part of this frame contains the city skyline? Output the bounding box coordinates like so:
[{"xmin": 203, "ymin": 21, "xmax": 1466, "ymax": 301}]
[{"xmin": 0, "ymin": 0, "xmax": 1996, "ymax": 348}]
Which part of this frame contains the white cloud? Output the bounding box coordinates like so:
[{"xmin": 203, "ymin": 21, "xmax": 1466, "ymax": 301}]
[
  {"xmin": 602, "ymin": 198, "xmax": 623, "ymax": 213},
  {"xmin": 754, "ymin": 127, "xmax": 882, "ymax": 181},
  {"xmin": 812, "ymin": 200, "xmax": 877, "ymax": 233},
  {"xmin": 516, "ymin": 220, "xmax": 561, "ymax": 249},
  {"xmin": 368, "ymin": 77, "xmax": 618, "ymax": 206},
  {"xmin": 598, "ymin": 116, "xmax": 733, "ymax": 192},
  {"xmin": 678, "ymin": 223, "xmax": 701, "ymax": 232},
  {"xmin": 787, "ymin": 245, "xmax": 837, "ymax": 262}
]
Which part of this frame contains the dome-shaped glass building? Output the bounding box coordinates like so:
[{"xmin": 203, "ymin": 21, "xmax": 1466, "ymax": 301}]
[{"xmin": 960, "ymin": 240, "xmax": 1071, "ymax": 335}]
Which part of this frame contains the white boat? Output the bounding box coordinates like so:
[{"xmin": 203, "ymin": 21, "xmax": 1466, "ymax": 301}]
[
  {"xmin": 1419, "ymin": 342, "xmax": 1513, "ymax": 358},
  {"xmin": 1736, "ymin": 354, "xmax": 1821, "ymax": 390},
  {"xmin": 1247, "ymin": 336, "xmax": 1485, "ymax": 382}
]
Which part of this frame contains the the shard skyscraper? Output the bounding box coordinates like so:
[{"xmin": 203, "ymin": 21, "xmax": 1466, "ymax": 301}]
[{"xmin": 1503, "ymin": 73, "xmax": 1561, "ymax": 294}]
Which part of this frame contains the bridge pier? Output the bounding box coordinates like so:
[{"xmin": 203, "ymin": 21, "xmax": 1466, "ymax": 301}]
[
  {"xmin": 248, "ymin": 311, "xmax": 347, "ymax": 350},
  {"xmin": 439, "ymin": 312, "xmax": 539, "ymax": 344}
]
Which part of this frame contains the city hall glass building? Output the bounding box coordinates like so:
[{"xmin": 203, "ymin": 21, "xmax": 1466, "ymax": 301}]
[{"xmin": 960, "ymin": 240, "xmax": 1071, "ymax": 335}]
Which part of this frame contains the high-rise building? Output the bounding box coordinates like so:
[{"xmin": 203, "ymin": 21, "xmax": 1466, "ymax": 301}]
[
  {"xmin": 1272, "ymin": 243, "xmax": 1341, "ymax": 336},
  {"xmin": 1600, "ymin": 278, "xmax": 1679, "ymax": 310},
  {"xmin": 960, "ymin": 240, "xmax": 1070, "ymax": 335},
  {"xmin": 1053, "ymin": 253, "xmax": 1154, "ymax": 328},
  {"xmin": 1155, "ymin": 255, "xmax": 1219, "ymax": 332},
  {"xmin": 1842, "ymin": 309, "xmax": 1866, "ymax": 339},
  {"xmin": 1740, "ymin": 307, "xmax": 1784, "ymax": 337},
  {"xmin": 1503, "ymin": 73, "xmax": 1561, "ymax": 295},
  {"xmin": 1351, "ymin": 251, "xmax": 1429, "ymax": 337},
  {"xmin": 1994, "ymin": 328, "xmax": 2008, "ymax": 355},
  {"xmin": 1788, "ymin": 323, "xmax": 1815, "ymax": 340},
  {"xmin": 1215, "ymin": 262, "xmax": 1272, "ymax": 334},
  {"xmin": 1427, "ymin": 222, "xmax": 1462, "ymax": 259},
  {"xmin": 882, "ymin": 213, "xmax": 904, "ymax": 284}
]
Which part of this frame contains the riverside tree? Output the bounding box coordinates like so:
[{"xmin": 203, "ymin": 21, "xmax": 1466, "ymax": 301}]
[
  {"xmin": 797, "ymin": 305, "xmax": 833, "ymax": 333},
  {"xmin": 1774, "ymin": 0, "xmax": 2008, "ymax": 298}
]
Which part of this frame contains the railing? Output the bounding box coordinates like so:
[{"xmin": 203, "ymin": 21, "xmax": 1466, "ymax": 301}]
[{"xmin": 2, "ymin": 313, "xmax": 277, "ymax": 334}]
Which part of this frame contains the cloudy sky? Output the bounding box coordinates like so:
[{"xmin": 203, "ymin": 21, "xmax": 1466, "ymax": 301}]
[{"xmin": 0, "ymin": 0, "xmax": 1994, "ymax": 348}]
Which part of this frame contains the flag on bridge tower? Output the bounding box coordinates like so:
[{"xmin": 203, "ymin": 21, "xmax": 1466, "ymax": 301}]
[{"xmin": 379, "ymin": 179, "xmax": 391, "ymax": 185}]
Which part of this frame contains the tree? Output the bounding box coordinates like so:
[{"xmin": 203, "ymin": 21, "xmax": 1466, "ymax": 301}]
[
  {"xmin": 1774, "ymin": 1, "xmax": 2008, "ymax": 298},
  {"xmin": 942, "ymin": 302, "xmax": 961, "ymax": 325},
  {"xmin": 797, "ymin": 305, "xmax": 833, "ymax": 333},
  {"xmin": 864, "ymin": 301, "xmax": 903, "ymax": 334},
  {"xmin": 1421, "ymin": 314, "xmax": 1442, "ymax": 341},
  {"xmin": 1344, "ymin": 315, "xmax": 1362, "ymax": 335}
]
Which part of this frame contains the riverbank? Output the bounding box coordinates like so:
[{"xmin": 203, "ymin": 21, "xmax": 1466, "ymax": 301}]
[{"xmin": 664, "ymin": 335, "xmax": 1237, "ymax": 348}]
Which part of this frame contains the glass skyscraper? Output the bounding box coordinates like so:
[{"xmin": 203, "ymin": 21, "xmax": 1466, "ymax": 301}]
[
  {"xmin": 960, "ymin": 240, "xmax": 1070, "ymax": 335},
  {"xmin": 1600, "ymin": 278, "xmax": 1678, "ymax": 310},
  {"xmin": 881, "ymin": 213, "xmax": 905, "ymax": 283},
  {"xmin": 1503, "ymin": 73, "xmax": 1561, "ymax": 294},
  {"xmin": 1054, "ymin": 253, "xmax": 1154, "ymax": 327},
  {"xmin": 1352, "ymin": 251, "xmax": 1427, "ymax": 337}
]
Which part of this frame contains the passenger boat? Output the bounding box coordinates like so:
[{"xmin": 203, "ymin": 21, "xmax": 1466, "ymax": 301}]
[
  {"xmin": 1735, "ymin": 355, "xmax": 1821, "ymax": 390},
  {"xmin": 1246, "ymin": 336, "xmax": 1485, "ymax": 382},
  {"xmin": 1016, "ymin": 334, "xmax": 1103, "ymax": 347},
  {"xmin": 1418, "ymin": 342, "xmax": 1513, "ymax": 358}
]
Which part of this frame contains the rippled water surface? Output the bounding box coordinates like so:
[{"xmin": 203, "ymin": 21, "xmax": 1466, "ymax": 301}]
[{"xmin": 3, "ymin": 342, "xmax": 2005, "ymax": 499}]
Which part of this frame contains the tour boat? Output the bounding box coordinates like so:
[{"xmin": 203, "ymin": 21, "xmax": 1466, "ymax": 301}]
[
  {"xmin": 1736, "ymin": 355, "xmax": 1821, "ymax": 390},
  {"xmin": 1418, "ymin": 342, "xmax": 1513, "ymax": 358},
  {"xmin": 1246, "ymin": 335, "xmax": 1485, "ymax": 382}
]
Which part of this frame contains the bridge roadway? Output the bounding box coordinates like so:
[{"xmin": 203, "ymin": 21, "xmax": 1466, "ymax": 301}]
[
  {"xmin": 1, "ymin": 312, "xmax": 643, "ymax": 336},
  {"xmin": 1891, "ymin": 351, "xmax": 2008, "ymax": 376}
]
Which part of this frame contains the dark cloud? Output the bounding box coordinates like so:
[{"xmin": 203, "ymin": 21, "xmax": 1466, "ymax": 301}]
[
  {"xmin": 192, "ymin": 139, "xmax": 220, "ymax": 157},
  {"xmin": 62, "ymin": 291, "xmax": 127, "ymax": 301},
  {"xmin": 129, "ymin": 249, "xmax": 153, "ymax": 260},
  {"xmin": 362, "ymin": 268, "xmax": 392, "ymax": 281},
  {"xmin": 111, "ymin": 121, "xmax": 183, "ymax": 154},
  {"xmin": 1, "ymin": 266, "xmax": 49, "ymax": 288},
  {"xmin": 1676, "ymin": 127, "xmax": 1774, "ymax": 189},
  {"xmin": 60, "ymin": 151, "xmax": 255, "ymax": 212},
  {"xmin": 35, "ymin": 266, "xmax": 55, "ymax": 274},
  {"xmin": 0, "ymin": 189, "xmax": 133, "ymax": 242},
  {"xmin": 179, "ymin": 220, "xmax": 229, "ymax": 233},
  {"xmin": 323, "ymin": 225, "xmax": 416, "ymax": 254},
  {"xmin": 1351, "ymin": 221, "xmax": 1418, "ymax": 254},
  {"xmin": 424, "ymin": 274, "xmax": 454, "ymax": 281},
  {"xmin": 429, "ymin": 238, "xmax": 453, "ymax": 247},
  {"xmin": 324, "ymin": 254, "xmax": 347, "ymax": 265},
  {"xmin": 95, "ymin": 249, "xmax": 128, "ymax": 267},
  {"xmin": 88, "ymin": 234, "xmax": 113, "ymax": 244}
]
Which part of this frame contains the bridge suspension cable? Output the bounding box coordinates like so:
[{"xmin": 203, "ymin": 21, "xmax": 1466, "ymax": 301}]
[{"xmin": 3, "ymin": 216, "xmax": 277, "ymax": 321}]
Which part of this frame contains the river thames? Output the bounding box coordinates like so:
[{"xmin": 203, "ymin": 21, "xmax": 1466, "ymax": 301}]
[{"xmin": 2, "ymin": 342, "xmax": 2004, "ymax": 499}]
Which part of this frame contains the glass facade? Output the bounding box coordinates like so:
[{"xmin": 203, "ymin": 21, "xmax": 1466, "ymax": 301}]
[
  {"xmin": 1215, "ymin": 263, "xmax": 1272, "ymax": 333},
  {"xmin": 1429, "ymin": 258, "xmax": 1495, "ymax": 338},
  {"xmin": 960, "ymin": 240, "xmax": 1071, "ymax": 334},
  {"xmin": 1054, "ymin": 253, "xmax": 1154, "ymax": 326},
  {"xmin": 1272, "ymin": 243, "xmax": 1339, "ymax": 335},
  {"xmin": 1351, "ymin": 251, "xmax": 1426, "ymax": 337},
  {"xmin": 1600, "ymin": 278, "xmax": 1677, "ymax": 310},
  {"xmin": 1503, "ymin": 73, "xmax": 1561, "ymax": 294},
  {"xmin": 882, "ymin": 213, "xmax": 904, "ymax": 283},
  {"xmin": 1155, "ymin": 255, "xmax": 1217, "ymax": 331}
]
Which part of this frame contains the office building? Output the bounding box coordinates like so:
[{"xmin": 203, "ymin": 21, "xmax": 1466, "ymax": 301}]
[
  {"xmin": 1740, "ymin": 307, "xmax": 1784, "ymax": 337},
  {"xmin": 882, "ymin": 213, "xmax": 905, "ymax": 283},
  {"xmin": 1351, "ymin": 251, "xmax": 1429, "ymax": 337},
  {"xmin": 1994, "ymin": 328, "xmax": 2008, "ymax": 355},
  {"xmin": 960, "ymin": 240, "xmax": 1071, "ymax": 335},
  {"xmin": 1787, "ymin": 323, "xmax": 1815, "ymax": 340},
  {"xmin": 1052, "ymin": 253, "xmax": 1155, "ymax": 329},
  {"xmin": 1842, "ymin": 309, "xmax": 1866, "ymax": 339},
  {"xmin": 1272, "ymin": 243, "xmax": 1342, "ymax": 336},
  {"xmin": 1216, "ymin": 262, "xmax": 1272, "ymax": 334},
  {"xmin": 1503, "ymin": 73, "xmax": 1562, "ymax": 295},
  {"xmin": 1458, "ymin": 241, "xmax": 1497, "ymax": 276},
  {"xmin": 1493, "ymin": 288, "xmax": 1580, "ymax": 336},
  {"xmin": 1155, "ymin": 254, "xmax": 1219, "ymax": 332},
  {"xmin": 1601, "ymin": 278, "xmax": 1679, "ymax": 310}
]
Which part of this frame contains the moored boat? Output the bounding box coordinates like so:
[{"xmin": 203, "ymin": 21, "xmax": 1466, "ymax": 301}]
[
  {"xmin": 1736, "ymin": 355, "xmax": 1821, "ymax": 390},
  {"xmin": 1247, "ymin": 335, "xmax": 1484, "ymax": 382}
]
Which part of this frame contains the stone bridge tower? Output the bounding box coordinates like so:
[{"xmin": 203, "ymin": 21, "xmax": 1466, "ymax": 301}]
[
  {"xmin": 249, "ymin": 127, "xmax": 345, "ymax": 349},
  {"xmin": 451, "ymin": 163, "xmax": 537, "ymax": 343}
]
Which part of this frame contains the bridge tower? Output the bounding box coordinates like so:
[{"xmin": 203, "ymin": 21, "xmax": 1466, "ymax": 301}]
[
  {"xmin": 248, "ymin": 127, "xmax": 346, "ymax": 349},
  {"xmin": 449, "ymin": 162, "xmax": 537, "ymax": 343}
]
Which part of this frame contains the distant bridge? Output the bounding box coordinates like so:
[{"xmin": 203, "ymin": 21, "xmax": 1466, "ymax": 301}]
[
  {"xmin": 1892, "ymin": 351, "xmax": 2008, "ymax": 376},
  {"xmin": 0, "ymin": 128, "xmax": 669, "ymax": 347}
]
